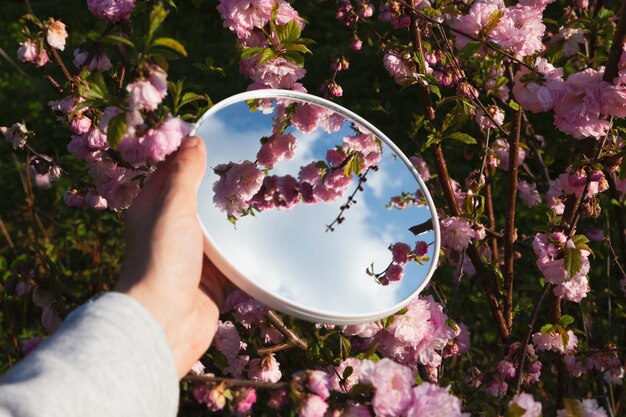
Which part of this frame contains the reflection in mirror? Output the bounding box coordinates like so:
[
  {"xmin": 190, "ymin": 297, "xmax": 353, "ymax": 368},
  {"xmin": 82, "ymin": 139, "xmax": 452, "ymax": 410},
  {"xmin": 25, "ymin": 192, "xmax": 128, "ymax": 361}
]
[{"xmin": 194, "ymin": 92, "xmax": 439, "ymax": 323}]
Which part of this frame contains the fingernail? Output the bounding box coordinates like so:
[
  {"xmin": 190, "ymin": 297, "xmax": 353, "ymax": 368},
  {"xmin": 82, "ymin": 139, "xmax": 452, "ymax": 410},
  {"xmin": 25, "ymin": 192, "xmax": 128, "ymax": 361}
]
[{"xmin": 182, "ymin": 137, "xmax": 199, "ymax": 149}]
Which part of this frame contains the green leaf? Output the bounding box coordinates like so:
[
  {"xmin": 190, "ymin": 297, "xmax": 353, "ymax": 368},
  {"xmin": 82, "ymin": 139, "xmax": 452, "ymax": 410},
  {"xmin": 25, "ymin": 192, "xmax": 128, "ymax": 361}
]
[
  {"xmin": 540, "ymin": 323, "xmax": 554, "ymax": 334},
  {"xmin": 211, "ymin": 350, "xmax": 229, "ymax": 370},
  {"xmin": 562, "ymin": 397, "xmax": 584, "ymax": 416},
  {"xmin": 571, "ymin": 235, "xmax": 590, "ymax": 245},
  {"xmin": 445, "ymin": 132, "xmax": 477, "ymax": 144},
  {"xmin": 558, "ymin": 314, "xmax": 575, "ymax": 328},
  {"xmin": 285, "ymin": 43, "xmax": 312, "ymax": 54},
  {"xmin": 107, "ymin": 113, "xmax": 127, "ymax": 149},
  {"xmin": 179, "ymin": 92, "xmax": 207, "ymax": 107},
  {"xmin": 430, "ymin": 84, "xmax": 441, "ymax": 100},
  {"xmin": 280, "ymin": 20, "xmax": 301, "ymax": 41},
  {"xmin": 149, "ymin": 5, "xmax": 168, "ymax": 37},
  {"xmin": 564, "ymin": 247, "xmax": 583, "ymax": 278},
  {"xmin": 282, "ymin": 52, "xmax": 305, "ymax": 66},
  {"xmin": 152, "ymin": 37, "xmax": 187, "ymax": 57},
  {"xmin": 508, "ymin": 100, "xmax": 520, "ymax": 111},
  {"xmin": 445, "ymin": 318, "xmax": 459, "ymax": 332},
  {"xmin": 458, "ymin": 41, "xmax": 481, "ymax": 60},
  {"xmin": 240, "ymin": 47, "xmax": 263, "ymax": 59},
  {"xmin": 342, "ymin": 366, "xmax": 353, "ymax": 379},
  {"xmin": 504, "ymin": 403, "xmax": 527, "ymax": 417},
  {"xmin": 421, "ymin": 133, "xmax": 441, "ymax": 151},
  {"xmin": 259, "ymin": 48, "xmax": 277, "ymax": 64},
  {"xmin": 101, "ymin": 35, "xmax": 136, "ymax": 48}
]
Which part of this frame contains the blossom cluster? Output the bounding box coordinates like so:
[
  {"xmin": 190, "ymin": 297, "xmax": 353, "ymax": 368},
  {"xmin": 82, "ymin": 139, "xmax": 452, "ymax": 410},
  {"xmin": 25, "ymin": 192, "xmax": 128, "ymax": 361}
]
[
  {"xmin": 212, "ymin": 103, "xmax": 382, "ymax": 220},
  {"xmin": 532, "ymin": 232, "xmax": 591, "ymax": 302}
]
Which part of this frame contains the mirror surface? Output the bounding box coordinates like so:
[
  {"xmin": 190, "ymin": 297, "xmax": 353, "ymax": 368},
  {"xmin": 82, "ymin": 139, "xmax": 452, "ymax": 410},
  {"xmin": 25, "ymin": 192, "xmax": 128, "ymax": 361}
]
[{"xmin": 194, "ymin": 90, "xmax": 439, "ymax": 324}]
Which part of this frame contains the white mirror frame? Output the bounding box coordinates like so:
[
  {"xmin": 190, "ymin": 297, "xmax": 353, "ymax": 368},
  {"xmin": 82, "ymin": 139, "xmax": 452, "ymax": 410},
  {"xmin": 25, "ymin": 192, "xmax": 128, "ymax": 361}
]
[{"xmin": 191, "ymin": 89, "xmax": 441, "ymax": 324}]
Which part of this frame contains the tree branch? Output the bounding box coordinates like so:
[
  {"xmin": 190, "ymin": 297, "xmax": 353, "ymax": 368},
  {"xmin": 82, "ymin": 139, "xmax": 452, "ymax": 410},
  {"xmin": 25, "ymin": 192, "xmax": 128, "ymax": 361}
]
[
  {"xmin": 184, "ymin": 374, "xmax": 288, "ymax": 389},
  {"xmin": 264, "ymin": 310, "xmax": 308, "ymax": 351},
  {"xmin": 503, "ymin": 108, "xmax": 522, "ymax": 330}
]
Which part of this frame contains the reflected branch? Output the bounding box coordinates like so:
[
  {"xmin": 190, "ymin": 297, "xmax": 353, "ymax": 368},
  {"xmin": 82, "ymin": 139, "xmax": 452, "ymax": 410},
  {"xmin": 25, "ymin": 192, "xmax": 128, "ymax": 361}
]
[{"xmin": 326, "ymin": 167, "xmax": 375, "ymax": 232}]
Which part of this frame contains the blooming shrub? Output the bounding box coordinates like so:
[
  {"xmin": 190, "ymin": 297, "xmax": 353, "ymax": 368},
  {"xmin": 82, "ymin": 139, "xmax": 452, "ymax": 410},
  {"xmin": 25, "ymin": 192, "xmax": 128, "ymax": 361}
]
[{"xmin": 1, "ymin": 0, "xmax": 626, "ymax": 416}]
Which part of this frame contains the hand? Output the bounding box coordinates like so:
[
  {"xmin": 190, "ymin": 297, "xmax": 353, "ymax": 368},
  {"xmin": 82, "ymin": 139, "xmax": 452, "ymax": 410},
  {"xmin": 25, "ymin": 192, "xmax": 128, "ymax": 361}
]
[{"xmin": 115, "ymin": 136, "xmax": 232, "ymax": 378}]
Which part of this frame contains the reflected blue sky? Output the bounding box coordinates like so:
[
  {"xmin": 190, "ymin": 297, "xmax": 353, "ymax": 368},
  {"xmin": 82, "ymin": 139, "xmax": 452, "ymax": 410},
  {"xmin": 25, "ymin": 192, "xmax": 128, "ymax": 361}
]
[{"xmin": 196, "ymin": 99, "xmax": 435, "ymax": 316}]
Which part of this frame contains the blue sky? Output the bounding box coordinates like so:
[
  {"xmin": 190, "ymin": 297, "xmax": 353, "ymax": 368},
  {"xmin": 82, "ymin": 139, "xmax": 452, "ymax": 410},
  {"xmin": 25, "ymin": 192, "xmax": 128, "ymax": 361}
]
[{"xmin": 196, "ymin": 99, "xmax": 436, "ymax": 318}]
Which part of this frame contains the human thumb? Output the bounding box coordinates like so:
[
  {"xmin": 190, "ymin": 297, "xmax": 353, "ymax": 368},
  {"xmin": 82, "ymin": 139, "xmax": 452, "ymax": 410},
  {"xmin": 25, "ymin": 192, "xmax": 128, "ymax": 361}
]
[{"xmin": 161, "ymin": 136, "xmax": 207, "ymax": 213}]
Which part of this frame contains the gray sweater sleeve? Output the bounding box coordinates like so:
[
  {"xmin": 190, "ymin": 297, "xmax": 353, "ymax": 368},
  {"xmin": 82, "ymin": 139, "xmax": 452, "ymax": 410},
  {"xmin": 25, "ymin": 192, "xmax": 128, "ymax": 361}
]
[{"xmin": 0, "ymin": 292, "xmax": 179, "ymax": 417}]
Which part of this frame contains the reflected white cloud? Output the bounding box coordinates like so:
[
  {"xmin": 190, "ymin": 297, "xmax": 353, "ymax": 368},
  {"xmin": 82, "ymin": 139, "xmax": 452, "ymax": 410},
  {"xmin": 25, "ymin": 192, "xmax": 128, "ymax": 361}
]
[{"xmin": 195, "ymin": 100, "xmax": 436, "ymax": 318}]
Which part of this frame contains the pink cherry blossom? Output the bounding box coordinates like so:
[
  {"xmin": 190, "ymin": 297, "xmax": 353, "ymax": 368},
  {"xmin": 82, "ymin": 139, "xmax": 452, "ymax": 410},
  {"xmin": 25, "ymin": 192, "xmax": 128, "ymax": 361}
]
[
  {"xmin": 475, "ymin": 105, "xmax": 505, "ymax": 129},
  {"xmin": 213, "ymin": 320, "xmax": 241, "ymax": 359},
  {"xmin": 385, "ymin": 263, "xmax": 404, "ymax": 282},
  {"xmin": 46, "ymin": 18, "xmax": 68, "ymax": 51},
  {"xmin": 360, "ymin": 359, "xmax": 414, "ymax": 417},
  {"xmin": 17, "ymin": 40, "xmax": 49, "ymax": 67},
  {"xmin": 451, "ymin": 0, "xmax": 506, "ymax": 50},
  {"xmin": 257, "ymin": 132, "xmax": 296, "ymax": 167},
  {"xmin": 553, "ymin": 68, "xmax": 610, "ymax": 139},
  {"xmin": 88, "ymin": 160, "xmax": 141, "ymax": 211},
  {"xmin": 216, "ymin": 0, "xmax": 275, "ymax": 39},
  {"xmin": 142, "ymin": 115, "xmax": 192, "ymax": 164},
  {"xmin": 491, "ymin": 139, "xmax": 526, "ymax": 170},
  {"xmin": 70, "ymin": 114, "xmax": 92, "ymax": 135},
  {"xmin": 331, "ymin": 357, "xmax": 364, "ymax": 391},
  {"xmin": 518, "ymin": 180, "xmax": 542, "ymax": 207},
  {"xmin": 508, "ymin": 393, "xmax": 542, "ymax": 417},
  {"xmin": 532, "ymin": 329, "xmax": 578, "ymax": 353},
  {"xmin": 556, "ymin": 399, "xmax": 608, "ymax": 417},
  {"xmin": 406, "ymin": 383, "xmax": 469, "ymax": 417},
  {"xmin": 409, "ymin": 156, "xmax": 431, "ymax": 181},
  {"xmin": 383, "ymin": 51, "xmax": 420, "ymax": 86},
  {"xmin": 127, "ymin": 78, "xmax": 163, "ymax": 111},
  {"xmin": 299, "ymin": 394, "xmax": 328, "ymax": 417},
  {"xmin": 307, "ymin": 370, "xmax": 331, "ymax": 400},
  {"xmin": 249, "ymin": 57, "xmax": 307, "ymax": 89},
  {"xmin": 440, "ymin": 216, "xmax": 478, "ymax": 252},
  {"xmin": 87, "ymin": 0, "xmax": 136, "ymax": 23},
  {"xmin": 2, "ymin": 123, "xmax": 29, "ymax": 149},
  {"xmin": 391, "ymin": 242, "xmax": 412, "ymax": 264},
  {"xmin": 248, "ymin": 354, "xmax": 282, "ymax": 383},
  {"xmin": 212, "ymin": 161, "xmax": 265, "ymax": 218},
  {"xmin": 73, "ymin": 49, "xmax": 113, "ymax": 71},
  {"xmin": 388, "ymin": 298, "xmax": 431, "ymax": 343},
  {"xmin": 234, "ymin": 387, "xmax": 257, "ymax": 413},
  {"xmin": 512, "ymin": 58, "xmax": 564, "ymax": 113}
]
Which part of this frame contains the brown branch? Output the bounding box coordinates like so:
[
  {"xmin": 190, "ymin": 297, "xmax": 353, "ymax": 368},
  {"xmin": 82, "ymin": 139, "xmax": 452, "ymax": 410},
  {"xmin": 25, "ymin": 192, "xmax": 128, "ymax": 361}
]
[
  {"xmin": 43, "ymin": 74, "xmax": 64, "ymax": 96},
  {"xmin": 409, "ymin": 2, "xmax": 509, "ymax": 342},
  {"xmin": 265, "ymin": 310, "xmax": 308, "ymax": 351},
  {"xmin": 604, "ymin": 0, "xmax": 626, "ymax": 82},
  {"xmin": 0, "ymin": 216, "xmax": 16, "ymax": 254},
  {"xmin": 257, "ymin": 342, "xmax": 291, "ymax": 355},
  {"xmin": 49, "ymin": 48, "xmax": 74, "ymax": 84},
  {"xmin": 606, "ymin": 173, "xmax": 626, "ymax": 263},
  {"xmin": 514, "ymin": 283, "xmax": 552, "ymax": 394},
  {"xmin": 184, "ymin": 374, "xmax": 288, "ymax": 389},
  {"xmin": 503, "ymin": 109, "xmax": 522, "ymax": 330}
]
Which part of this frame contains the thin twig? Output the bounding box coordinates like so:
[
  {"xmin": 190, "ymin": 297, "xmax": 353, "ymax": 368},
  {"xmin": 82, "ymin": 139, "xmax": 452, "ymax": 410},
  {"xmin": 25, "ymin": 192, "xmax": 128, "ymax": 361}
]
[
  {"xmin": 514, "ymin": 284, "xmax": 552, "ymax": 394},
  {"xmin": 503, "ymin": 109, "xmax": 522, "ymax": 330},
  {"xmin": 184, "ymin": 374, "xmax": 288, "ymax": 389},
  {"xmin": 0, "ymin": 216, "xmax": 17, "ymax": 254},
  {"xmin": 0, "ymin": 47, "xmax": 29, "ymax": 77},
  {"xmin": 408, "ymin": 3, "xmax": 509, "ymax": 342},
  {"xmin": 49, "ymin": 48, "xmax": 74, "ymax": 83},
  {"xmin": 264, "ymin": 310, "xmax": 308, "ymax": 351},
  {"xmin": 398, "ymin": 0, "xmax": 535, "ymax": 72}
]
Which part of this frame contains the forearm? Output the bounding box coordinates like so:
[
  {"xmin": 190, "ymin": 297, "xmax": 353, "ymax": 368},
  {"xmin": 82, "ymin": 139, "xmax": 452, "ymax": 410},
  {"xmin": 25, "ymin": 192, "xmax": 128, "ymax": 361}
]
[{"xmin": 0, "ymin": 292, "xmax": 179, "ymax": 417}]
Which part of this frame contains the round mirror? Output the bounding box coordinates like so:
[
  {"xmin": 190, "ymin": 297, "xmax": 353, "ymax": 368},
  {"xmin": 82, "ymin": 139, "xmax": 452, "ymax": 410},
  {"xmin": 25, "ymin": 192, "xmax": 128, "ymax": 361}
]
[{"xmin": 193, "ymin": 90, "xmax": 440, "ymax": 324}]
